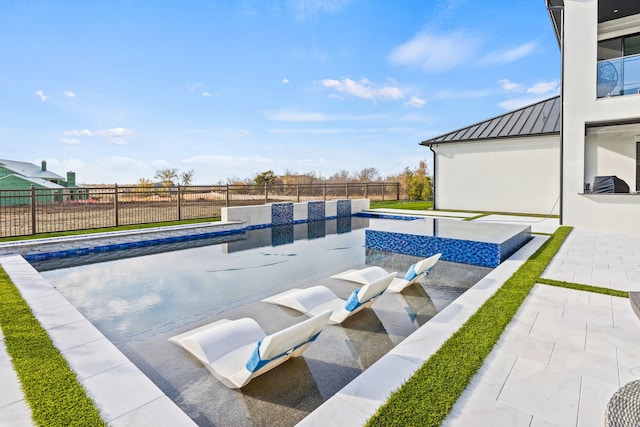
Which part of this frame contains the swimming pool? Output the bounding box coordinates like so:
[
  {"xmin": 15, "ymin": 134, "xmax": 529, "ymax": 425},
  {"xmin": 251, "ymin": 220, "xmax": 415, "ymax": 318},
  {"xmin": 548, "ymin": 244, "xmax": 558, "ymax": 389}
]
[{"xmin": 37, "ymin": 217, "xmax": 491, "ymax": 426}]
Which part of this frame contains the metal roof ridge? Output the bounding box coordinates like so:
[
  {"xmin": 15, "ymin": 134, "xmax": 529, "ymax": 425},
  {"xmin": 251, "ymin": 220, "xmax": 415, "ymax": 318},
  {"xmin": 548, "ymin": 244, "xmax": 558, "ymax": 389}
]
[{"xmin": 420, "ymin": 95, "xmax": 560, "ymax": 145}]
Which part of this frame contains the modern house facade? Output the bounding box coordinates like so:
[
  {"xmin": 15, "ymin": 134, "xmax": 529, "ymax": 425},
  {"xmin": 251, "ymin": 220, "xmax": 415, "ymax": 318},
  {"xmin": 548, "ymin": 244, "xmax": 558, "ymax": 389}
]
[
  {"xmin": 423, "ymin": 0, "xmax": 640, "ymax": 233},
  {"xmin": 551, "ymin": 0, "xmax": 640, "ymax": 232},
  {"xmin": 422, "ymin": 97, "xmax": 561, "ymax": 216}
]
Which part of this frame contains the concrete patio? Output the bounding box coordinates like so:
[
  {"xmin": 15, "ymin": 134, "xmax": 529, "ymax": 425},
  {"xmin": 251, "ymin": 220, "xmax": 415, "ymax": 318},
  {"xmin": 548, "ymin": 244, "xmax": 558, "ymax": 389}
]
[{"xmin": 1, "ymin": 215, "xmax": 640, "ymax": 426}]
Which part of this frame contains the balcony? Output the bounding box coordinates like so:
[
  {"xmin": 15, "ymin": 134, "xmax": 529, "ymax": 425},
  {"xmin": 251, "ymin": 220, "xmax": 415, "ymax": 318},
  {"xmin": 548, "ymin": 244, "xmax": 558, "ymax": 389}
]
[{"xmin": 597, "ymin": 53, "xmax": 640, "ymax": 97}]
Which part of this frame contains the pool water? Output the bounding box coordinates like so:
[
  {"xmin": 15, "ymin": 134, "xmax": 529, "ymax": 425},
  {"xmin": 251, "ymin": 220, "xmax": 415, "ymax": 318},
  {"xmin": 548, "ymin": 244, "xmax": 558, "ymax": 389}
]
[
  {"xmin": 40, "ymin": 218, "xmax": 375, "ymax": 345},
  {"xmin": 38, "ymin": 217, "xmax": 492, "ymax": 426}
]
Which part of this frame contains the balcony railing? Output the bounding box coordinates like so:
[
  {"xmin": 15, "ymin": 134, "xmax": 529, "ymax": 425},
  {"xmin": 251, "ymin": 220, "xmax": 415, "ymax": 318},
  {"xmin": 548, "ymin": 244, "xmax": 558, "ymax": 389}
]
[{"xmin": 597, "ymin": 53, "xmax": 640, "ymax": 98}]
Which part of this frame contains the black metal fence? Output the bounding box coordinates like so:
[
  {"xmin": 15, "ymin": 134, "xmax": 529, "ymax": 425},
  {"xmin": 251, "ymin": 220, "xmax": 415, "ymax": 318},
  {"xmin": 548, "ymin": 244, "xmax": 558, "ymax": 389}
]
[{"xmin": 0, "ymin": 182, "xmax": 400, "ymax": 238}]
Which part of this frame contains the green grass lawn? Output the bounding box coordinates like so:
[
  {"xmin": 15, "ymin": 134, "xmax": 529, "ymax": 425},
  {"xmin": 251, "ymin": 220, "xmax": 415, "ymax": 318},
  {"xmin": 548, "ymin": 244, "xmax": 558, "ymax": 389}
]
[
  {"xmin": 0, "ymin": 217, "xmax": 220, "ymax": 243},
  {"xmin": 0, "ymin": 267, "xmax": 106, "ymax": 426},
  {"xmin": 370, "ymin": 200, "xmax": 433, "ymax": 210}
]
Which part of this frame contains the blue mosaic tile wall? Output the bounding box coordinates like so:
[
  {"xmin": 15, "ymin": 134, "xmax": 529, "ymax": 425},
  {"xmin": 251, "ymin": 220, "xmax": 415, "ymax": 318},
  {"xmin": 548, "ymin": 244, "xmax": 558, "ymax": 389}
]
[
  {"xmin": 307, "ymin": 220, "xmax": 326, "ymax": 239},
  {"xmin": 308, "ymin": 201, "xmax": 326, "ymax": 221},
  {"xmin": 24, "ymin": 229, "xmax": 245, "ymax": 263},
  {"xmin": 365, "ymin": 230, "xmax": 502, "ymax": 267},
  {"xmin": 499, "ymin": 228, "xmax": 532, "ymax": 261},
  {"xmin": 271, "ymin": 203, "xmax": 294, "ymax": 225},
  {"xmin": 337, "ymin": 217, "xmax": 352, "ymax": 234},
  {"xmin": 337, "ymin": 199, "xmax": 351, "ymax": 218},
  {"xmin": 271, "ymin": 224, "xmax": 294, "ymax": 246}
]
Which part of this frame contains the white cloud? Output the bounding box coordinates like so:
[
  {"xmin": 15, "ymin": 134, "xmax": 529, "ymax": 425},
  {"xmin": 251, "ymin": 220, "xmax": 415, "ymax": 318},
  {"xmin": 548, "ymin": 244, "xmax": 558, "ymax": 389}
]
[
  {"xmin": 404, "ymin": 95, "xmax": 426, "ymax": 108},
  {"xmin": 63, "ymin": 127, "xmax": 135, "ymax": 145},
  {"xmin": 96, "ymin": 127, "xmax": 135, "ymax": 137},
  {"xmin": 282, "ymin": 78, "xmax": 289, "ymax": 84},
  {"xmin": 321, "ymin": 77, "xmax": 403, "ymax": 101},
  {"xmin": 96, "ymin": 127, "xmax": 135, "ymax": 145},
  {"xmin": 480, "ymin": 42, "xmax": 536, "ymax": 66},
  {"xmin": 202, "ymin": 91, "xmax": 212, "ymax": 97},
  {"xmin": 187, "ymin": 82, "xmax": 203, "ymax": 92},
  {"xmin": 388, "ymin": 30, "xmax": 479, "ymax": 72},
  {"xmin": 63, "ymin": 129, "xmax": 93, "ymax": 137},
  {"xmin": 527, "ymin": 80, "xmax": 559, "ymax": 94},
  {"xmin": 60, "ymin": 138, "xmax": 81, "ymax": 145},
  {"xmin": 34, "ymin": 90, "xmax": 47, "ymax": 102},
  {"xmin": 64, "ymin": 91, "xmax": 77, "ymax": 98},
  {"xmin": 292, "ymin": 0, "xmax": 352, "ymax": 20},
  {"xmin": 498, "ymin": 79, "xmax": 524, "ymax": 92},
  {"xmin": 239, "ymin": 129, "xmax": 251, "ymax": 136}
]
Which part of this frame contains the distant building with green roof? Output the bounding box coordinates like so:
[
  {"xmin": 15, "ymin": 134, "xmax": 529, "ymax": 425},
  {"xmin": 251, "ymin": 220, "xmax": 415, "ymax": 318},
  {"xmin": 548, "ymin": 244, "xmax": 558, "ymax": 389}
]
[{"xmin": 0, "ymin": 159, "xmax": 85, "ymax": 205}]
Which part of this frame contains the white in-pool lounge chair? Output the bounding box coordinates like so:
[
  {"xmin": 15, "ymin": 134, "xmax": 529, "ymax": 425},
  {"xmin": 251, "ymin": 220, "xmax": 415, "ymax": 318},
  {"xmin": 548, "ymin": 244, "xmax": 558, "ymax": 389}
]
[
  {"xmin": 263, "ymin": 272, "xmax": 396, "ymax": 324},
  {"xmin": 168, "ymin": 310, "xmax": 331, "ymax": 389},
  {"xmin": 331, "ymin": 253, "xmax": 442, "ymax": 294}
]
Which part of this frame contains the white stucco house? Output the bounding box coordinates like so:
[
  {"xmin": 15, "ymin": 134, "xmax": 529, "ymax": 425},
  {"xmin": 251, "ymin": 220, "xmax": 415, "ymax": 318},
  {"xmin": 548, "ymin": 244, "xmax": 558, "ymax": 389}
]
[{"xmin": 423, "ymin": 0, "xmax": 640, "ymax": 233}]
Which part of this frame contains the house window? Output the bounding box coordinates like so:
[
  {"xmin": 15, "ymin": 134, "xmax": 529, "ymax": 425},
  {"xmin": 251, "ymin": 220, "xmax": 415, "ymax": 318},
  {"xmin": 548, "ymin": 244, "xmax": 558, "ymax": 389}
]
[{"xmin": 597, "ymin": 33, "xmax": 640, "ymax": 97}]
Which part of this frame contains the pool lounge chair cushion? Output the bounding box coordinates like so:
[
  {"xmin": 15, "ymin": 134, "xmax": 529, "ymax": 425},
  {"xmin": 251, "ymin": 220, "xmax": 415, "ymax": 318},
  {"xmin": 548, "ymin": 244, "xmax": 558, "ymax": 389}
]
[
  {"xmin": 263, "ymin": 272, "xmax": 395, "ymax": 324},
  {"xmin": 168, "ymin": 310, "xmax": 331, "ymax": 389},
  {"xmin": 331, "ymin": 253, "xmax": 442, "ymax": 294}
]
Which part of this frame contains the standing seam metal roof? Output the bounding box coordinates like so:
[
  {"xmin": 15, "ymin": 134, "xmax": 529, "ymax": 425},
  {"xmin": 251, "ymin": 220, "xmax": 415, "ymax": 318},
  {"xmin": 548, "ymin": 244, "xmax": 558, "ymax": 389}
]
[{"xmin": 420, "ymin": 95, "xmax": 560, "ymax": 145}]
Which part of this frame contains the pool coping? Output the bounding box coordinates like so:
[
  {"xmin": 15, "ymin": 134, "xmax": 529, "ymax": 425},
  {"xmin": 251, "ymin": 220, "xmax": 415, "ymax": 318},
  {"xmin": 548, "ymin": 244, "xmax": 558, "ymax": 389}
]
[{"xmin": 0, "ymin": 224, "xmax": 545, "ymax": 426}]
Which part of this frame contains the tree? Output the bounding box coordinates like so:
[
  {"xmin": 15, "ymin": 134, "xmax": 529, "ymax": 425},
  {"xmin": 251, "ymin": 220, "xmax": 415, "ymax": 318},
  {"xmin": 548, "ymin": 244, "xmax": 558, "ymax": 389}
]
[
  {"xmin": 137, "ymin": 178, "xmax": 154, "ymax": 187},
  {"xmin": 357, "ymin": 167, "xmax": 381, "ymax": 182},
  {"xmin": 179, "ymin": 169, "xmax": 195, "ymax": 185},
  {"xmin": 407, "ymin": 160, "xmax": 433, "ymax": 201},
  {"xmin": 254, "ymin": 170, "xmax": 277, "ymax": 185},
  {"xmin": 328, "ymin": 170, "xmax": 351, "ymax": 182},
  {"xmin": 154, "ymin": 168, "xmax": 178, "ymax": 186}
]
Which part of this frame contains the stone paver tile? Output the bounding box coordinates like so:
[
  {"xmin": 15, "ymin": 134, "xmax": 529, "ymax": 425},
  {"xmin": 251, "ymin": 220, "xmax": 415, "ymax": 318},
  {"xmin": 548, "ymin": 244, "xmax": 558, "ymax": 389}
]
[
  {"xmin": 529, "ymin": 415, "xmax": 565, "ymax": 427},
  {"xmin": 108, "ymin": 396, "xmax": 197, "ymax": 427},
  {"xmin": 444, "ymin": 393, "xmax": 533, "ymax": 427},
  {"xmin": 493, "ymin": 330, "xmax": 554, "ymax": 365},
  {"xmin": 0, "ymin": 400, "xmax": 34, "ymax": 427},
  {"xmin": 62, "ymin": 338, "xmax": 130, "ymax": 380},
  {"xmin": 464, "ymin": 352, "xmax": 518, "ymax": 400},
  {"xmin": 549, "ymin": 345, "xmax": 619, "ymax": 386},
  {"xmin": 529, "ymin": 314, "xmax": 587, "ymax": 352},
  {"xmin": 616, "ymin": 347, "xmax": 640, "ymax": 386},
  {"xmin": 81, "ymin": 363, "xmax": 165, "ymax": 423},
  {"xmin": 578, "ymin": 375, "xmax": 620, "ymax": 427},
  {"xmin": 498, "ymin": 357, "xmax": 581, "ymax": 427}
]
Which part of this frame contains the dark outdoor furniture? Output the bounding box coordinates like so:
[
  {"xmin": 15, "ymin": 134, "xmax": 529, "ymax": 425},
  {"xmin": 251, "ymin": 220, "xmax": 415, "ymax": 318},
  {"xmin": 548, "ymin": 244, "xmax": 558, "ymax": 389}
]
[
  {"xmin": 592, "ymin": 176, "xmax": 630, "ymax": 193},
  {"xmin": 630, "ymin": 292, "xmax": 640, "ymax": 320},
  {"xmin": 605, "ymin": 379, "xmax": 640, "ymax": 426}
]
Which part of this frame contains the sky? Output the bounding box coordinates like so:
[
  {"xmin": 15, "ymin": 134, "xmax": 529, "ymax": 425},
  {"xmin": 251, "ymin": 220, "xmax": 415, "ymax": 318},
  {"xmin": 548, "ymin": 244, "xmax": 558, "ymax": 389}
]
[{"xmin": 0, "ymin": 0, "xmax": 560, "ymax": 185}]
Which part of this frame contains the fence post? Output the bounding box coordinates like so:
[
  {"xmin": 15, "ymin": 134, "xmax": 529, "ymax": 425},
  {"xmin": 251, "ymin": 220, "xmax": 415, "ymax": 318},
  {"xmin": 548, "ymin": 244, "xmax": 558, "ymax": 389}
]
[
  {"xmin": 114, "ymin": 184, "xmax": 119, "ymax": 227},
  {"xmin": 396, "ymin": 182, "xmax": 400, "ymax": 200},
  {"xmin": 296, "ymin": 182, "xmax": 300, "ymax": 203},
  {"xmin": 364, "ymin": 182, "xmax": 368, "ymax": 199},
  {"xmin": 264, "ymin": 183, "xmax": 268, "ymax": 204},
  {"xmin": 225, "ymin": 184, "xmax": 230, "ymax": 207},
  {"xmin": 382, "ymin": 182, "xmax": 385, "ymax": 201},
  {"xmin": 30, "ymin": 185, "xmax": 36, "ymax": 235},
  {"xmin": 323, "ymin": 183, "xmax": 327, "ymax": 201},
  {"xmin": 345, "ymin": 182, "xmax": 349, "ymax": 199},
  {"xmin": 177, "ymin": 184, "xmax": 182, "ymax": 221}
]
